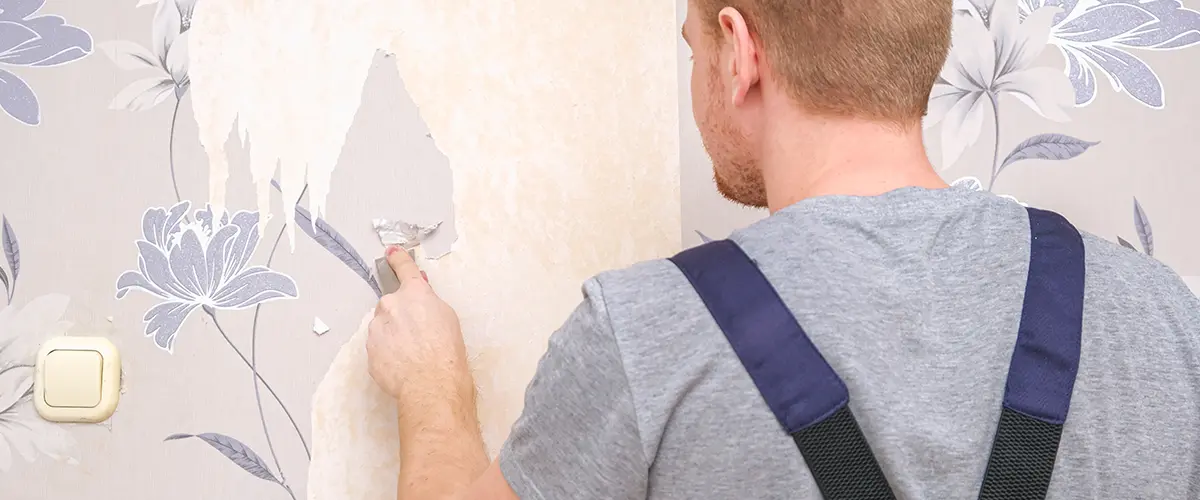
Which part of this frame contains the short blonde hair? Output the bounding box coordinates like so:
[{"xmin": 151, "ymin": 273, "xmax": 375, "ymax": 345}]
[{"xmin": 697, "ymin": 0, "xmax": 953, "ymax": 124}]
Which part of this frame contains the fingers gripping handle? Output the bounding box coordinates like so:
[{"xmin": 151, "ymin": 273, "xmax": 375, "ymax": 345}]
[
  {"xmin": 374, "ymin": 246, "xmax": 416, "ymax": 295},
  {"xmin": 375, "ymin": 256, "xmax": 402, "ymax": 295}
]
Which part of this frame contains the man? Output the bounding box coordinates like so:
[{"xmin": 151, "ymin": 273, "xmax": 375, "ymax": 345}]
[{"xmin": 367, "ymin": 0, "xmax": 1200, "ymax": 498}]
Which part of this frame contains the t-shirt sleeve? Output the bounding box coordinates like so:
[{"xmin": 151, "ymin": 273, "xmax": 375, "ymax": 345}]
[{"xmin": 499, "ymin": 280, "xmax": 648, "ymax": 499}]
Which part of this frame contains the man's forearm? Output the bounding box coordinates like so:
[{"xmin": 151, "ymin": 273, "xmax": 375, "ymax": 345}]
[{"xmin": 396, "ymin": 385, "xmax": 490, "ymax": 500}]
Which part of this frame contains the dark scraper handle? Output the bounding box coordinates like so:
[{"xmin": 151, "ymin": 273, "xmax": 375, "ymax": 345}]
[{"xmin": 375, "ymin": 249, "xmax": 415, "ymax": 295}]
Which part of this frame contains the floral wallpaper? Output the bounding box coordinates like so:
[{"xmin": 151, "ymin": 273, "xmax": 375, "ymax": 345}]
[
  {"xmin": 0, "ymin": 0, "xmax": 92, "ymax": 125},
  {"xmin": 0, "ymin": 292, "xmax": 78, "ymax": 473},
  {"xmin": 929, "ymin": 0, "xmax": 1199, "ymax": 261},
  {"xmin": 684, "ymin": 0, "xmax": 1200, "ymax": 291},
  {"xmin": 98, "ymin": 0, "xmax": 192, "ymax": 202},
  {"xmin": 2, "ymin": 0, "xmax": 1197, "ymax": 497},
  {"xmin": 1, "ymin": 0, "xmax": 451, "ymax": 497},
  {"xmin": 1, "ymin": 0, "xmax": 89, "ymax": 479},
  {"xmin": 115, "ymin": 201, "xmax": 306, "ymax": 497},
  {"xmin": 4, "ymin": 0, "xmax": 681, "ymax": 494}
]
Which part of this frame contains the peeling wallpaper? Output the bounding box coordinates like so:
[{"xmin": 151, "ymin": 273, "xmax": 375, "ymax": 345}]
[
  {"xmin": 380, "ymin": 0, "xmax": 681, "ymax": 456},
  {"xmin": 189, "ymin": 0, "xmax": 395, "ymax": 249},
  {"xmin": 307, "ymin": 1, "xmax": 682, "ymax": 498},
  {"xmin": 0, "ymin": 0, "xmax": 679, "ymax": 498}
]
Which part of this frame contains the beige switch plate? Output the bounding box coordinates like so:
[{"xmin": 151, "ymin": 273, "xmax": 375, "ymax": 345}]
[{"xmin": 34, "ymin": 337, "xmax": 121, "ymax": 423}]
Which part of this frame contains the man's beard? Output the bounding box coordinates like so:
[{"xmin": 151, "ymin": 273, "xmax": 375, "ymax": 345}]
[
  {"xmin": 713, "ymin": 161, "xmax": 767, "ymax": 208},
  {"xmin": 698, "ymin": 67, "xmax": 767, "ymax": 208}
]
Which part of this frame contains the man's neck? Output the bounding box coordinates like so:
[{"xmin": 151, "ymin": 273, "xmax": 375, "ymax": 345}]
[{"xmin": 759, "ymin": 114, "xmax": 947, "ymax": 214}]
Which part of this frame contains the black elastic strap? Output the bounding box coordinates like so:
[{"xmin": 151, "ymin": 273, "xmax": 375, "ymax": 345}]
[
  {"xmin": 977, "ymin": 408, "xmax": 1066, "ymax": 499},
  {"xmin": 792, "ymin": 406, "xmax": 897, "ymax": 500}
]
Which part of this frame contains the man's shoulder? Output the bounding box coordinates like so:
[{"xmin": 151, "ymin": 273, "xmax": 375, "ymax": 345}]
[
  {"xmin": 1077, "ymin": 232, "xmax": 1200, "ymax": 356},
  {"xmin": 582, "ymin": 256, "xmax": 725, "ymax": 355},
  {"xmin": 1081, "ymin": 232, "xmax": 1198, "ymax": 313},
  {"xmin": 588, "ymin": 258, "xmax": 689, "ymax": 308},
  {"xmin": 586, "ymin": 257, "xmax": 697, "ymax": 330}
]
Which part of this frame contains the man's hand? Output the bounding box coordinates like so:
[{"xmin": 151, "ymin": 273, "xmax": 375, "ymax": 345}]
[
  {"xmin": 367, "ymin": 246, "xmax": 475, "ymax": 417},
  {"xmin": 367, "ymin": 246, "xmax": 495, "ymax": 500}
]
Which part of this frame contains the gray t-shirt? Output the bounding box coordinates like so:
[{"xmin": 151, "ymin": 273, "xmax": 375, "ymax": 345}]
[{"xmin": 499, "ymin": 186, "xmax": 1200, "ymax": 499}]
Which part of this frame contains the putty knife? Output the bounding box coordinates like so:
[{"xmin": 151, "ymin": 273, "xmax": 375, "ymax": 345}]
[{"xmin": 372, "ymin": 219, "xmax": 441, "ymax": 294}]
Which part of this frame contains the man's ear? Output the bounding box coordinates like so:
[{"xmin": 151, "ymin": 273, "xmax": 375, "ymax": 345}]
[{"xmin": 718, "ymin": 7, "xmax": 759, "ymax": 107}]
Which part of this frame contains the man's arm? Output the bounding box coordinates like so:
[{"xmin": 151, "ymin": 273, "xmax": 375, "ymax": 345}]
[
  {"xmin": 369, "ymin": 248, "xmax": 647, "ymax": 499},
  {"xmin": 393, "ymin": 381, "xmax": 498, "ymax": 499},
  {"xmin": 367, "ymin": 248, "xmax": 509, "ymax": 499}
]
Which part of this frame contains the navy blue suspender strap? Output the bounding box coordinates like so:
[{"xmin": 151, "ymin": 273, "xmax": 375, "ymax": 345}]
[
  {"xmin": 670, "ymin": 238, "xmax": 897, "ymax": 499},
  {"xmin": 669, "ymin": 207, "xmax": 1085, "ymax": 500},
  {"xmin": 978, "ymin": 208, "xmax": 1085, "ymax": 499}
]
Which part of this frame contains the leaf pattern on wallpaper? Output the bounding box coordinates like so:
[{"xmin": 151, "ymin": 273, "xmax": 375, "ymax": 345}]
[
  {"xmin": 0, "ymin": 70, "xmax": 37, "ymax": 125},
  {"xmin": 99, "ymin": 0, "xmax": 195, "ymax": 203},
  {"xmin": 109, "ymin": 74, "xmax": 176, "ymax": 111},
  {"xmin": 1023, "ymin": 0, "xmax": 1200, "ymax": 108},
  {"xmin": 0, "ymin": 0, "xmax": 94, "ymax": 125},
  {"xmin": 999, "ymin": 133, "xmax": 1099, "ymax": 172},
  {"xmin": 926, "ymin": 1, "xmax": 1075, "ymax": 172},
  {"xmin": 95, "ymin": 38, "xmax": 176, "ymax": 111},
  {"xmin": 295, "ymin": 205, "xmax": 383, "ymax": 298},
  {"xmin": 0, "ymin": 294, "xmax": 79, "ymax": 471},
  {"xmin": 1133, "ymin": 197, "xmax": 1154, "ymax": 257},
  {"xmin": 165, "ymin": 433, "xmax": 280, "ymax": 483},
  {"xmin": 272, "ymin": 180, "xmax": 382, "ymax": 297},
  {"xmin": 2, "ymin": 216, "xmax": 18, "ymax": 301},
  {"xmin": 99, "ymin": 0, "xmax": 191, "ymax": 110}
]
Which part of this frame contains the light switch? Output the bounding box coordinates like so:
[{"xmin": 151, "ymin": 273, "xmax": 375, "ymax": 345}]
[
  {"xmin": 43, "ymin": 350, "xmax": 104, "ymax": 408},
  {"xmin": 34, "ymin": 337, "xmax": 121, "ymax": 423}
]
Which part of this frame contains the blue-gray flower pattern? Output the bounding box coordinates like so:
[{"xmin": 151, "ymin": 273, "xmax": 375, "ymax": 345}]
[
  {"xmin": 116, "ymin": 201, "xmax": 299, "ymax": 352},
  {"xmin": 0, "ymin": 0, "xmax": 93, "ymax": 125},
  {"xmin": 1025, "ymin": 0, "xmax": 1200, "ymax": 108}
]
